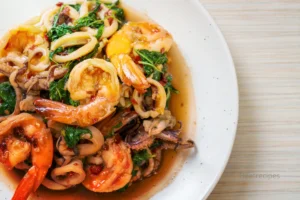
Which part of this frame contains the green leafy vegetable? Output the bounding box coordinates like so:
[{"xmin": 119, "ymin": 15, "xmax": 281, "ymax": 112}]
[
  {"xmin": 95, "ymin": 24, "xmax": 105, "ymax": 39},
  {"xmin": 164, "ymin": 75, "xmax": 179, "ymax": 107},
  {"xmin": 50, "ymin": 47, "xmax": 64, "ymax": 62},
  {"xmin": 47, "ymin": 24, "xmax": 73, "ymax": 42},
  {"xmin": 111, "ymin": 6, "xmax": 125, "ymax": 22},
  {"xmin": 62, "ymin": 126, "xmax": 92, "ymax": 148},
  {"xmin": 49, "ymin": 74, "xmax": 80, "ymax": 106},
  {"xmin": 104, "ymin": 0, "xmax": 125, "ymax": 23},
  {"xmin": 105, "ymin": 122, "xmax": 123, "ymax": 139},
  {"xmin": 73, "ymin": 2, "xmax": 102, "ymax": 30},
  {"xmin": 133, "ymin": 149, "xmax": 153, "ymax": 166},
  {"xmin": 0, "ymin": 82, "xmax": 16, "ymax": 116},
  {"xmin": 69, "ymin": 4, "xmax": 81, "ymax": 11},
  {"xmin": 135, "ymin": 49, "xmax": 168, "ymax": 78}
]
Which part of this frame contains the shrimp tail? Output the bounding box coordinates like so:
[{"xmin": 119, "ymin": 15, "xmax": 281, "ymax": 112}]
[
  {"xmin": 12, "ymin": 167, "xmax": 37, "ymax": 200},
  {"xmin": 34, "ymin": 99, "xmax": 76, "ymax": 125}
]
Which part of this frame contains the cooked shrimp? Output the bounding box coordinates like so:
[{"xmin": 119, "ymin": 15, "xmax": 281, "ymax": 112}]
[
  {"xmin": 0, "ymin": 25, "xmax": 48, "ymax": 57},
  {"xmin": 0, "ymin": 113, "xmax": 53, "ymax": 200},
  {"xmin": 106, "ymin": 22, "xmax": 173, "ymax": 92},
  {"xmin": 83, "ymin": 138, "xmax": 133, "ymax": 192},
  {"xmin": 34, "ymin": 59, "xmax": 120, "ymax": 127},
  {"xmin": 111, "ymin": 54, "xmax": 150, "ymax": 93},
  {"xmin": 106, "ymin": 21, "xmax": 173, "ymax": 58}
]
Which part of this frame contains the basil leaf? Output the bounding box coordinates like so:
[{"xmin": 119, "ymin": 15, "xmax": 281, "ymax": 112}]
[
  {"xmin": 0, "ymin": 82, "xmax": 16, "ymax": 116},
  {"xmin": 62, "ymin": 126, "xmax": 92, "ymax": 148},
  {"xmin": 133, "ymin": 149, "xmax": 153, "ymax": 166}
]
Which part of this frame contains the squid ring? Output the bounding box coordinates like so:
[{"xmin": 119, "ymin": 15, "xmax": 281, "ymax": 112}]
[
  {"xmin": 132, "ymin": 78, "xmax": 167, "ymax": 119},
  {"xmin": 51, "ymin": 32, "xmax": 98, "ymax": 63},
  {"xmin": 43, "ymin": 6, "xmax": 80, "ymax": 31},
  {"xmin": 51, "ymin": 159, "xmax": 86, "ymax": 187},
  {"xmin": 28, "ymin": 46, "xmax": 50, "ymax": 72}
]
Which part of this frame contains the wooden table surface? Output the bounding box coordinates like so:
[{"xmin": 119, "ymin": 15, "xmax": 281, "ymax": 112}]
[{"xmin": 199, "ymin": 0, "xmax": 300, "ymax": 199}]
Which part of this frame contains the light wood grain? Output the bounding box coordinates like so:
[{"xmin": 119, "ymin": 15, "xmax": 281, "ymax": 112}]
[{"xmin": 199, "ymin": 0, "xmax": 300, "ymax": 199}]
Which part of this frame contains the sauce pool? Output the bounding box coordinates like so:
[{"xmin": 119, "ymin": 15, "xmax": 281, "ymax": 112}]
[{"xmin": 0, "ymin": 3, "xmax": 196, "ymax": 200}]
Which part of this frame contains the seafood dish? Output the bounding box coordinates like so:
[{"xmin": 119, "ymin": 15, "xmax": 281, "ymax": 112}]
[{"xmin": 0, "ymin": 0, "xmax": 195, "ymax": 199}]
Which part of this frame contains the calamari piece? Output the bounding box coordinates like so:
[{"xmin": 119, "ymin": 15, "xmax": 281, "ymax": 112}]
[
  {"xmin": 50, "ymin": 32, "xmax": 98, "ymax": 63},
  {"xmin": 0, "ymin": 113, "xmax": 53, "ymax": 200},
  {"xmin": 132, "ymin": 78, "xmax": 167, "ymax": 119},
  {"xmin": 143, "ymin": 110, "xmax": 176, "ymax": 135},
  {"xmin": 42, "ymin": 178, "xmax": 70, "ymax": 191},
  {"xmin": 35, "ymin": 59, "xmax": 120, "ymax": 127},
  {"xmin": 51, "ymin": 160, "xmax": 86, "ymax": 187},
  {"xmin": 83, "ymin": 139, "xmax": 133, "ymax": 192},
  {"xmin": 42, "ymin": 5, "xmax": 80, "ymax": 31},
  {"xmin": 57, "ymin": 126, "xmax": 104, "ymax": 156},
  {"xmin": 111, "ymin": 54, "xmax": 150, "ymax": 93},
  {"xmin": 27, "ymin": 45, "xmax": 50, "ymax": 72},
  {"xmin": 81, "ymin": 4, "xmax": 118, "ymax": 39}
]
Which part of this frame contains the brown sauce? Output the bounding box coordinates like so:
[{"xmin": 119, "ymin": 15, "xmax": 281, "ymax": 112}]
[{"xmin": 0, "ymin": 3, "xmax": 196, "ymax": 200}]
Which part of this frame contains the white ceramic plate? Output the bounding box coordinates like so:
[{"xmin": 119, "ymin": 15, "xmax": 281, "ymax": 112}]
[{"xmin": 0, "ymin": 0, "xmax": 238, "ymax": 199}]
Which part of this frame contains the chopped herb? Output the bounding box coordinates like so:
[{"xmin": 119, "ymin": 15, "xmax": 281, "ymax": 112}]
[
  {"xmin": 62, "ymin": 126, "xmax": 92, "ymax": 148},
  {"xmin": 135, "ymin": 49, "xmax": 168, "ymax": 78},
  {"xmin": 105, "ymin": 121, "xmax": 123, "ymax": 139},
  {"xmin": 69, "ymin": 4, "xmax": 81, "ymax": 11},
  {"xmin": 133, "ymin": 149, "xmax": 153, "ymax": 166},
  {"xmin": 0, "ymin": 82, "xmax": 16, "ymax": 116}
]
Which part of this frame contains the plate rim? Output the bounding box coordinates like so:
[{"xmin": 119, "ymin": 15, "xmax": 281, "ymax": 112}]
[{"xmin": 194, "ymin": 1, "xmax": 239, "ymax": 199}]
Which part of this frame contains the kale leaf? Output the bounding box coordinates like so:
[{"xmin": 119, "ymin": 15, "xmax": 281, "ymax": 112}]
[
  {"xmin": 133, "ymin": 149, "xmax": 153, "ymax": 166},
  {"xmin": 62, "ymin": 126, "xmax": 92, "ymax": 148},
  {"xmin": 0, "ymin": 82, "xmax": 16, "ymax": 116}
]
